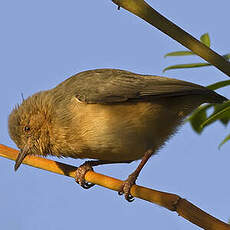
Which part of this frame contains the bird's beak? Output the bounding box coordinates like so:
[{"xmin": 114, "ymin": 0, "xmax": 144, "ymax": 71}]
[{"xmin": 14, "ymin": 144, "xmax": 30, "ymax": 171}]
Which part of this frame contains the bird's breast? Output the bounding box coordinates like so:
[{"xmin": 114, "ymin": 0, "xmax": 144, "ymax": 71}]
[{"xmin": 54, "ymin": 97, "xmax": 194, "ymax": 162}]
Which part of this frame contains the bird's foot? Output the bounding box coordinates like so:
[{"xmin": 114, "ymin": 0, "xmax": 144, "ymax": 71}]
[
  {"xmin": 75, "ymin": 162, "xmax": 95, "ymax": 189},
  {"xmin": 118, "ymin": 171, "xmax": 138, "ymax": 202}
]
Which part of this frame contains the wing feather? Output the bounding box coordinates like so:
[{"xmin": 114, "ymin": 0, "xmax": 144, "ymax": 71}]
[{"xmin": 55, "ymin": 69, "xmax": 226, "ymax": 104}]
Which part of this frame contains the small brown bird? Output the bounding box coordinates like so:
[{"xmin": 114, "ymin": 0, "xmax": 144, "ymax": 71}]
[{"xmin": 8, "ymin": 69, "xmax": 227, "ymax": 201}]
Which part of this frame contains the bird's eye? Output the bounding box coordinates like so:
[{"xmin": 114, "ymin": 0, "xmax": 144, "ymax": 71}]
[{"xmin": 24, "ymin": 126, "xmax": 30, "ymax": 132}]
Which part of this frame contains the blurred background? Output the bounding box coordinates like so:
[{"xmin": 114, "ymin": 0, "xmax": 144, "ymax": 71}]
[{"xmin": 0, "ymin": 1, "xmax": 229, "ymax": 229}]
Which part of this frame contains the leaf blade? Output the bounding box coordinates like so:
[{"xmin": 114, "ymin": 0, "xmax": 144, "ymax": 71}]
[
  {"xmin": 163, "ymin": 62, "xmax": 211, "ymax": 72},
  {"xmin": 207, "ymin": 80, "xmax": 230, "ymax": 90},
  {"xmin": 164, "ymin": 51, "xmax": 195, "ymax": 57},
  {"xmin": 201, "ymin": 101, "xmax": 230, "ymax": 128},
  {"xmin": 187, "ymin": 104, "xmax": 212, "ymax": 134},
  {"xmin": 218, "ymin": 134, "xmax": 230, "ymax": 149},
  {"xmin": 200, "ymin": 33, "xmax": 211, "ymax": 47}
]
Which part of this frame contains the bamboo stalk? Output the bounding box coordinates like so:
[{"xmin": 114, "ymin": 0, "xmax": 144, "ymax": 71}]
[{"xmin": 0, "ymin": 144, "xmax": 229, "ymax": 229}]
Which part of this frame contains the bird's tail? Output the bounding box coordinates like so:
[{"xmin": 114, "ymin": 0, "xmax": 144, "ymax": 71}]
[{"xmin": 205, "ymin": 90, "xmax": 228, "ymax": 103}]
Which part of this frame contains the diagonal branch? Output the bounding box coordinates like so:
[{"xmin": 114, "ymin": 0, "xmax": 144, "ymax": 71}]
[
  {"xmin": 0, "ymin": 144, "xmax": 229, "ymax": 230},
  {"xmin": 112, "ymin": 0, "xmax": 230, "ymax": 77}
]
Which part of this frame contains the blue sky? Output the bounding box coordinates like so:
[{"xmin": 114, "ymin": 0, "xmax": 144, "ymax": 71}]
[{"xmin": 0, "ymin": 1, "xmax": 229, "ymax": 229}]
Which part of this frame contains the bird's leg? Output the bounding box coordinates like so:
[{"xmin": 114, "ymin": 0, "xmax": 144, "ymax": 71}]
[
  {"xmin": 118, "ymin": 150, "xmax": 153, "ymax": 202},
  {"xmin": 75, "ymin": 160, "xmax": 132, "ymax": 189}
]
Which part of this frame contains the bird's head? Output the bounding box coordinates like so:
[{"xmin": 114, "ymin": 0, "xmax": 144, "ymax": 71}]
[{"xmin": 8, "ymin": 92, "xmax": 52, "ymax": 171}]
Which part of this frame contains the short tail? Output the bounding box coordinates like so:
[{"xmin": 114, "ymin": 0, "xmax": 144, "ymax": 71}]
[{"xmin": 205, "ymin": 90, "xmax": 228, "ymax": 103}]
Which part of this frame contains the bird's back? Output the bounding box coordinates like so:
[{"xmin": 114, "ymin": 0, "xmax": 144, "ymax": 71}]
[{"xmin": 53, "ymin": 69, "xmax": 227, "ymax": 104}]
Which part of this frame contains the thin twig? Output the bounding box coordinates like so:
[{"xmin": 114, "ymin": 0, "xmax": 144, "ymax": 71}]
[{"xmin": 112, "ymin": 0, "xmax": 230, "ymax": 77}]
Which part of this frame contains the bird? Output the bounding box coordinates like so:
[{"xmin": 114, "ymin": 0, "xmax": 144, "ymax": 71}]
[{"xmin": 8, "ymin": 68, "xmax": 227, "ymax": 201}]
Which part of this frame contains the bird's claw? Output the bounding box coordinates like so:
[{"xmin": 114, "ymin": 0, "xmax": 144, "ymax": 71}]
[
  {"xmin": 118, "ymin": 189, "xmax": 134, "ymax": 202},
  {"xmin": 75, "ymin": 163, "xmax": 95, "ymax": 189},
  {"xmin": 80, "ymin": 181, "xmax": 95, "ymax": 189},
  {"xmin": 118, "ymin": 172, "xmax": 137, "ymax": 202}
]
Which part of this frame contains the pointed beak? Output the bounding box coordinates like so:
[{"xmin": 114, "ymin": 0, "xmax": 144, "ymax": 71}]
[{"xmin": 14, "ymin": 144, "xmax": 30, "ymax": 171}]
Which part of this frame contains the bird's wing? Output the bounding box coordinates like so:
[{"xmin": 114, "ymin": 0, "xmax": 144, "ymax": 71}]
[{"xmin": 56, "ymin": 69, "xmax": 222, "ymax": 104}]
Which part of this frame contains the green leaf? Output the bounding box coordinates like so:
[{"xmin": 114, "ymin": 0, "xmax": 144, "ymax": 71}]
[
  {"xmin": 164, "ymin": 51, "xmax": 195, "ymax": 57},
  {"xmin": 207, "ymin": 80, "xmax": 230, "ymax": 90},
  {"xmin": 200, "ymin": 33, "xmax": 211, "ymax": 47},
  {"xmin": 220, "ymin": 113, "xmax": 230, "ymax": 125},
  {"xmin": 163, "ymin": 62, "xmax": 211, "ymax": 72},
  {"xmin": 218, "ymin": 134, "xmax": 230, "ymax": 149},
  {"xmin": 223, "ymin": 53, "xmax": 230, "ymax": 60},
  {"xmin": 214, "ymin": 103, "xmax": 230, "ymax": 126},
  {"xmin": 163, "ymin": 53, "xmax": 229, "ymax": 72},
  {"xmin": 201, "ymin": 101, "xmax": 230, "ymax": 128},
  {"xmin": 187, "ymin": 104, "xmax": 212, "ymax": 133}
]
